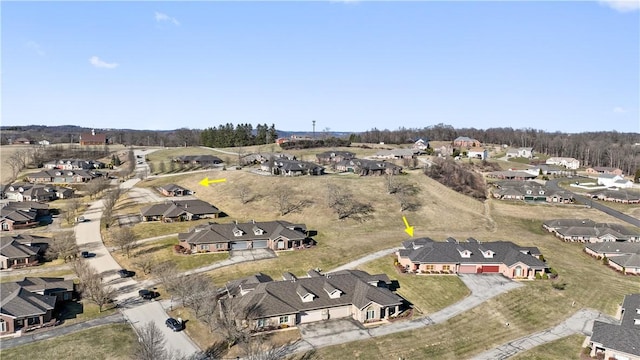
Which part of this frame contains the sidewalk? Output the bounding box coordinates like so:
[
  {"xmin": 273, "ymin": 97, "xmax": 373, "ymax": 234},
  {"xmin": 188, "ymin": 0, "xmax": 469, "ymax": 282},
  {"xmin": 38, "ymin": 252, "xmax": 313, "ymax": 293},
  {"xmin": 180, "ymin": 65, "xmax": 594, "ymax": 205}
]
[{"xmin": 0, "ymin": 313, "xmax": 125, "ymax": 350}]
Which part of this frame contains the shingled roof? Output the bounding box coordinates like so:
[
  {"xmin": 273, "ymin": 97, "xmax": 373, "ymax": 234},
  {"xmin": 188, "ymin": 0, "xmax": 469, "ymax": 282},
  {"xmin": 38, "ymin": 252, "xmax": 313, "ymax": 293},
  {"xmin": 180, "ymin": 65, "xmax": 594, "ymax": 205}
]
[
  {"xmin": 224, "ymin": 270, "xmax": 403, "ymax": 319},
  {"xmin": 0, "ymin": 283, "xmax": 56, "ymax": 318},
  {"xmin": 590, "ymin": 294, "xmax": 640, "ymax": 357},
  {"xmin": 180, "ymin": 220, "xmax": 306, "ymax": 245},
  {"xmin": 140, "ymin": 200, "xmax": 220, "ymax": 218},
  {"xmin": 399, "ymin": 238, "xmax": 546, "ymax": 268}
]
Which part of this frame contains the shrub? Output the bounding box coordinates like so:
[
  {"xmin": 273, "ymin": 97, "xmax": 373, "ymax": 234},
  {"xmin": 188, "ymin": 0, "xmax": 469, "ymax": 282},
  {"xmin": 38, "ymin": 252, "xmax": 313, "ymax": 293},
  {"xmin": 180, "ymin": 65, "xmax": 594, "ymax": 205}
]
[
  {"xmin": 535, "ymin": 273, "xmax": 542, "ymax": 280},
  {"xmin": 602, "ymin": 256, "xmax": 608, "ymax": 265},
  {"xmin": 542, "ymin": 273, "xmax": 548, "ymax": 280},
  {"xmin": 551, "ymin": 282, "xmax": 566, "ymax": 290}
]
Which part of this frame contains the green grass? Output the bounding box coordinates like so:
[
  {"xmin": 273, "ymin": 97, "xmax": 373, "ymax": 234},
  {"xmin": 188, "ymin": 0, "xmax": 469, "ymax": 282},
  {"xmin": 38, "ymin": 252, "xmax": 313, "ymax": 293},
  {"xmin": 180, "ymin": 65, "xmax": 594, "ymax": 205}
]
[
  {"xmin": 511, "ymin": 334, "xmax": 585, "ymax": 359},
  {"xmin": 0, "ymin": 324, "xmax": 136, "ymax": 360},
  {"xmin": 129, "ymin": 218, "xmax": 213, "ymax": 240},
  {"xmin": 508, "ymin": 157, "xmax": 533, "ymax": 164},
  {"xmin": 0, "ymin": 269, "xmax": 75, "ymax": 283},
  {"xmin": 357, "ymin": 255, "xmax": 470, "ymax": 315}
]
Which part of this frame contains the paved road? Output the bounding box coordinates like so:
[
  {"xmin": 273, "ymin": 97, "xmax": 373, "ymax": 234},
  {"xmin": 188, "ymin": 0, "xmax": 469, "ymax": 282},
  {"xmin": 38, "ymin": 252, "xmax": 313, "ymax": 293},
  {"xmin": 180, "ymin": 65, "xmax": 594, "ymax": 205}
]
[
  {"xmin": 0, "ymin": 313, "xmax": 124, "ymax": 350},
  {"xmin": 328, "ymin": 247, "xmax": 403, "ymax": 273},
  {"xmin": 470, "ymin": 308, "xmax": 618, "ymax": 360},
  {"xmin": 289, "ymin": 275, "xmax": 522, "ymax": 354},
  {"xmin": 547, "ymin": 178, "xmax": 640, "ymax": 227}
]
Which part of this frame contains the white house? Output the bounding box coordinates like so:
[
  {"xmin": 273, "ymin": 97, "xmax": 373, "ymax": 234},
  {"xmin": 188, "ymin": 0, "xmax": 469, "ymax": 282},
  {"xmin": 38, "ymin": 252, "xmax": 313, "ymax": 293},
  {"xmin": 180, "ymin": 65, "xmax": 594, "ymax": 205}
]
[
  {"xmin": 468, "ymin": 148, "xmax": 489, "ymax": 160},
  {"xmin": 506, "ymin": 147, "xmax": 534, "ymax": 159},
  {"xmin": 598, "ymin": 174, "xmax": 633, "ymax": 189},
  {"xmin": 546, "ymin": 157, "xmax": 580, "ymax": 170},
  {"xmin": 413, "ymin": 138, "xmax": 429, "ymax": 150}
]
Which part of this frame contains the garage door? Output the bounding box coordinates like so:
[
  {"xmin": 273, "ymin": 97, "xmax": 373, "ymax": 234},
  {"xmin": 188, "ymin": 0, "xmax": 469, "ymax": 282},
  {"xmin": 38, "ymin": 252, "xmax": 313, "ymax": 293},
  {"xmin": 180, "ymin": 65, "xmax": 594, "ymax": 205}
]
[
  {"xmin": 459, "ymin": 265, "xmax": 477, "ymax": 273},
  {"xmin": 252, "ymin": 240, "xmax": 268, "ymax": 249},
  {"xmin": 481, "ymin": 265, "xmax": 500, "ymax": 273},
  {"xmin": 231, "ymin": 242, "xmax": 248, "ymax": 250},
  {"xmin": 300, "ymin": 310, "xmax": 324, "ymax": 324}
]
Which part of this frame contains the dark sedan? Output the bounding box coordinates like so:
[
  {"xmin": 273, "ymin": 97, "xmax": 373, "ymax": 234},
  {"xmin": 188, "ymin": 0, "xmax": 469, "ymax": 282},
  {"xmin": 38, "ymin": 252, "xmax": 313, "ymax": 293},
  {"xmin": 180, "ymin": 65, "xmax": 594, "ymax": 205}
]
[{"xmin": 165, "ymin": 317, "xmax": 183, "ymax": 332}]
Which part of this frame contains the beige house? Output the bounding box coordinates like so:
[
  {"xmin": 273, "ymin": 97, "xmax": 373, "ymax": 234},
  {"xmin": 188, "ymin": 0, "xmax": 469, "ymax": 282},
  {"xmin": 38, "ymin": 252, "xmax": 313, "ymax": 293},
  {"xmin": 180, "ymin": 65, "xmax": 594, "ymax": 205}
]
[{"xmin": 223, "ymin": 269, "xmax": 405, "ymax": 330}]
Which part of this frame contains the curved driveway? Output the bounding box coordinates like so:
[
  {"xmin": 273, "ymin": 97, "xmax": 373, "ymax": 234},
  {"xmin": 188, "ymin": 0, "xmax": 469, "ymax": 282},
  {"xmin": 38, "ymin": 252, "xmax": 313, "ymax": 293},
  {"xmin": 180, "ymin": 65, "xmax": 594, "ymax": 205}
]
[{"xmin": 547, "ymin": 178, "xmax": 640, "ymax": 227}]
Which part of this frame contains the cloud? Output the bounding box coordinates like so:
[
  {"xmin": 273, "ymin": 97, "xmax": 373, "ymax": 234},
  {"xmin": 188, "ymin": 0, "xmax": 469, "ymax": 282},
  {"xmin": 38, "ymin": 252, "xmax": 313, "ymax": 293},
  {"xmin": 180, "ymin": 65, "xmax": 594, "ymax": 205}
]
[
  {"xmin": 89, "ymin": 56, "xmax": 118, "ymax": 69},
  {"xmin": 155, "ymin": 11, "xmax": 180, "ymax": 26},
  {"xmin": 25, "ymin": 41, "xmax": 45, "ymax": 56},
  {"xmin": 613, "ymin": 107, "xmax": 627, "ymax": 113},
  {"xmin": 599, "ymin": 0, "xmax": 640, "ymax": 12}
]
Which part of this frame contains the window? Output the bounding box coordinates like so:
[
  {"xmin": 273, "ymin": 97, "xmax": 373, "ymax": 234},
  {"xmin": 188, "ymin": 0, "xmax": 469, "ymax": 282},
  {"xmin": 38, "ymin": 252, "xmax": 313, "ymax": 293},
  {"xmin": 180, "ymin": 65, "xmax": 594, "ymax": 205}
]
[
  {"xmin": 443, "ymin": 265, "xmax": 451, "ymax": 271},
  {"xmin": 200, "ymin": 244, "xmax": 209, "ymax": 251},
  {"xmin": 366, "ymin": 309, "xmax": 376, "ymax": 320},
  {"xmin": 27, "ymin": 317, "xmax": 39, "ymax": 326},
  {"xmin": 0, "ymin": 319, "xmax": 6, "ymax": 332},
  {"xmin": 215, "ymin": 243, "xmax": 224, "ymax": 249},
  {"xmin": 279, "ymin": 316, "xmax": 288, "ymax": 324},
  {"xmin": 257, "ymin": 319, "xmax": 266, "ymax": 328},
  {"xmin": 425, "ymin": 265, "xmax": 434, "ymax": 271}
]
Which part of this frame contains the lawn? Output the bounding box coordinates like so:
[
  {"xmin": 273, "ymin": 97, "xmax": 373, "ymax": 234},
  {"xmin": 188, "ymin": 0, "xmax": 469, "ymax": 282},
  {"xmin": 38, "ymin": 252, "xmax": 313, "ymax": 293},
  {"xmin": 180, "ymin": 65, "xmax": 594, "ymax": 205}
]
[
  {"xmin": 111, "ymin": 237, "xmax": 229, "ymax": 277},
  {"xmin": 0, "ymin": 324, "xmax": 136, "ymax": 360},
  {"xmin": 357, "ymin": 255, "xmax": 470, "ymax": 315},
  {"xmin": 511, "ymin": 334, "xmax": 585, "ymax": 360},
  {"xmin": 0, "ymin": 269, "xmax": 75, "ymax": 283}
]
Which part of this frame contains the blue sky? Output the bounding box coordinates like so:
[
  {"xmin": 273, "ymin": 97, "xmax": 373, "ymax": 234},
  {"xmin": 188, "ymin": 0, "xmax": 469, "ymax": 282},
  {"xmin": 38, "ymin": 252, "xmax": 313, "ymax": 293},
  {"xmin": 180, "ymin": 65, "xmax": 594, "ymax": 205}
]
[{"xmin": 2, "ymin": 1, "xmax": 639, "ymax": 133}]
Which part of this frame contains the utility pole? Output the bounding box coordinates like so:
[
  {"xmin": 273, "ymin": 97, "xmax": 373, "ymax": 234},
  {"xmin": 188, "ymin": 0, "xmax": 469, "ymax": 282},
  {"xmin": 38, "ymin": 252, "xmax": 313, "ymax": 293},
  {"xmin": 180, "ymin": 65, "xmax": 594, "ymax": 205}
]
[{"xmin": 312, "ymin": 120, "xmax": 316, "ymax": 139}]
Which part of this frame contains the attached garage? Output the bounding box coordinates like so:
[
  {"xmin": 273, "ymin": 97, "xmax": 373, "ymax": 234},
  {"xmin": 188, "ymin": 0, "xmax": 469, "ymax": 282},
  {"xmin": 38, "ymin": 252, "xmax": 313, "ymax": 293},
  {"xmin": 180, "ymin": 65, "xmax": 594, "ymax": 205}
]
[
  {"xmin": 252, "ymin": 240, "xmax": 268, "ymax": 249},
  {"xmin": 328, "ymin": 306, "xmax": 351, "ymax": 319},
  {"xmin": 481, "ymin": 265, "xmax": 500, "ymax": 273},
  {"xmin": 231, "ymin": 241, "xmax": 249, "ymax": 250},
  {"xmin": 459, "ymin": 265, "xmax": 477, "ymax": 273},
  {"xmin": 300, "ymin": 310, "xmax": 325, "ymax": 324}
]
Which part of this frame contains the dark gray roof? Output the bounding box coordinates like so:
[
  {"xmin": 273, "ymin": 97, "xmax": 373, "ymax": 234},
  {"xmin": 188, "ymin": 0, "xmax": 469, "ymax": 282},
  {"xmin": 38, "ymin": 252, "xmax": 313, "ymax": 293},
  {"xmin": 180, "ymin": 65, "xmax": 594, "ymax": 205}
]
[
  {"xmin": 140, "ymin": 200, "xmax": 220, "ymax": 218},
  {"xmin": 0, "ymin": 237, "xmax": 38, "ymax": 259},
  {"xmin": 180, "ymin": 220, "xmax": 306, "ymax": 245},
  {"xmin": 399, "ymin": 238, "xmax": 547, "ymax": 268},
  {"xmin": 593, "ymin": 189, "xmax": 640, "ymax": 201},
  {"xmin": 175, "ymin": 155, "xmax": 223, "ymax": 163},
  {"xmin": 0, "ymin": 208, "xmax": 37, "ymax": 222},
  {"xmin": 160, "ymin": 184, "xmax": 190, "ymax": 193},
  {"xmin": 0, "ymin": 283, "xmax": 56, "ymax": 318},
  {"xmin": 548, "ymin": 220, "xmax": 639, "ymax": 241},
  {"xmin": 17, "ymin": 277, "xmax": 74, "ymax": 293},
  {"xmin": 590, "ymin": 294, "xmax": 640, "ymax": 356},
  {"xmin": 585, "ymin": 242, "xmax": 640, "ymax": 255},
  {"xmin": 226, "ymin": 270, "xmax": 403, "ymax": 319}
]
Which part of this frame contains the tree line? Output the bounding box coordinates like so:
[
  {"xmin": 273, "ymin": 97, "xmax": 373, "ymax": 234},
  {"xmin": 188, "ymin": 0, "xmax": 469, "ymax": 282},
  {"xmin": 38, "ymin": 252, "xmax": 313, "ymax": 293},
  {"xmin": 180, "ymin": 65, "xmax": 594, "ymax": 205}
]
[
  {"xmin": 199, "ymin": 123, "xmax": 278, "ymax": 148},
  {"xmin": 354, "ymin": 124, "xmax": 639, "ymax": 175}
]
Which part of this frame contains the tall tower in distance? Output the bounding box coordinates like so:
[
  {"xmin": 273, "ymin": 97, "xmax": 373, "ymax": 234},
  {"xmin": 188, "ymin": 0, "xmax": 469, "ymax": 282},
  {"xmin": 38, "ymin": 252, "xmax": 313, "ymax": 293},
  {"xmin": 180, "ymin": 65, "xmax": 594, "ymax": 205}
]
[{"xmin": 312, "ymin": 120, "xmax": 316, "ymax": 139}]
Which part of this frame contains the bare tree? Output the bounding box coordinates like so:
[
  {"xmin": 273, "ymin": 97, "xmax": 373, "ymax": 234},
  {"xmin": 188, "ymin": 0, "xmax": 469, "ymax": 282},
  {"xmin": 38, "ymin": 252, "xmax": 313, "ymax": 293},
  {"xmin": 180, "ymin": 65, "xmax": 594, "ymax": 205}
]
[
  {"xmin": 131, "ymin": 322, "xmax": 169, "ymax": 360},
  {"xmin": 325, "ymin": 184, "xmax": 374, "ymax": 222},
  {"xmin": 112, "ymin": 227, "xmax": 137, "ymax": 258},
  {"xmin": 6, "ymin": 151, "xmax": 25, "ymax": 180},
  {"xmin": 272, "ymin": 186, "xmax": 307, "ymax": 216},
  {"xmin": 234, "ymin": 183, "xmax": 254, "ymax": 204},
  {"xmin": 74, "ymin": 260, "xmax": 116, "ymax": 312},
  {"xmin": 179, "ymin": 273, "xmax": 217, "ymax": 317},
  {"xmin": 102, "ymin": 187, "xmax": 122, "ymax": 227},
  {"xmin": 45, "ymin": 231, "xmax": 79, "ymax": 262},
  {"xmin": 240, "ymin": 335, "xmax": 293, "ymax": 360},
  {"xmin": 152, "ymin": 261, "xmax": 180, "ymax": 292},
  {"xmin": 133, "ymin": 255, "xmax": 155, "ymax": 275},
  {"xmin": 158, "ymin": 161, "xmax": 166, "ymax": 174}
]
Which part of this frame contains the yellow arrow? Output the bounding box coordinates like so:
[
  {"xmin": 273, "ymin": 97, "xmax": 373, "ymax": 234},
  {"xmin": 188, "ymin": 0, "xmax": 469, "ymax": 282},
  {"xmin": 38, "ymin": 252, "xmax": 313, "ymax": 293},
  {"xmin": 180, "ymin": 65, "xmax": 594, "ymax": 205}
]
[
  {"xmin": 402, "ymin": 216, "xmax": 414, "ymax": 237},
  {"xmin": 198, "ymin": 177, "xmax": 227, "ymax": 187}
]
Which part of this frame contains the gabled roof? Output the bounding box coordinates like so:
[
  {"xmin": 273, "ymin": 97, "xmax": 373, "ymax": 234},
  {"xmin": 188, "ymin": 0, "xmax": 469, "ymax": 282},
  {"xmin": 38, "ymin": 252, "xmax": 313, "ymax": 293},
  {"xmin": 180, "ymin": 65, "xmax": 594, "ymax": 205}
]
[
  {"xmin": 543, "ymin": 219, "xmax": 596, "ymax": 228},
  {"xmin": 175, "ymin": 155, "xmax": 223, "ymax": 163},
  {"xmin": 590, "ymin": 294, "xmax": 640, "ymax": 356},
  {"xmin": 17, "ymin": 277, "xmax": 75, "ymax": 293},
  {"xmin": 0, "ymin": 283, "xmax": 56, "ymax": 318},
  {"xmin": 180, "ymin": 220, "xmax": 306, "ymax": 245},
  {"xmin": 593, "ymin": 189, "xmax": 640, "ymax": 201},
  {"xmin": 140, "ymin": 200, "xmax": 220, "ymax": 218},
  {"xmin": 398, "ymin": 238, "xmax": 547, "ymax": 268},
  {"xmin": 608, "ymin": 254, "xmax": 640, "ymax": 268},
  {"xmin": 0, "ymin": 237, "xmax": 38, "ymax": 259},
  {"xmin": 0, "ymin": 208, "xmax": 37, "ymax": 222},
  {"xmin": 160, "ymin": 184, "xmax": 190, "ymax": 193},
  {"xmin": 225, "ymin": 270, "xmax": 403, "ymax": 319},
  {"xmin": 585, "ymin": 242, "xmax": 640, "ymax": 255}
]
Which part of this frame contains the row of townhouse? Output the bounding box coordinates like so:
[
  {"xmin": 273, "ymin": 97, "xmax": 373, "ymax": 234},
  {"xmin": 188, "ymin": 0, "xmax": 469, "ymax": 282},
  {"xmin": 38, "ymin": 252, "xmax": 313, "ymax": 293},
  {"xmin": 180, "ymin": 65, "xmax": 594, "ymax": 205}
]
[
  {"xmin": 2, "ymin": 183, "xmax": 74, "ymax": 202},
  {"xmin": 543, "ymin": 219, "xmax": 640, "ymax": 243}
]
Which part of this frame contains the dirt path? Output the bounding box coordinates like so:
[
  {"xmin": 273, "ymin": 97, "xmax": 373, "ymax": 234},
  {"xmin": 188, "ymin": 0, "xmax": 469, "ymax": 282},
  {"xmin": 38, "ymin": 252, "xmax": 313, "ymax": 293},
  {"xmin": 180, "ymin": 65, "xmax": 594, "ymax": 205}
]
[{"xmin": 483, "ymin": 200, "xmax": 497, "ymax": 232}]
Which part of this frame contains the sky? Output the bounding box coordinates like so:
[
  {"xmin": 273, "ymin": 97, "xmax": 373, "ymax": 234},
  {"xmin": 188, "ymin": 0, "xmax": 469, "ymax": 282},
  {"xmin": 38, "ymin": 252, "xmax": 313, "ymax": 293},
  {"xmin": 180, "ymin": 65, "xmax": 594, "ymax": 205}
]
[{"xmin": 2, "ymin": 1, "xmax": 639, "ymax": 133}]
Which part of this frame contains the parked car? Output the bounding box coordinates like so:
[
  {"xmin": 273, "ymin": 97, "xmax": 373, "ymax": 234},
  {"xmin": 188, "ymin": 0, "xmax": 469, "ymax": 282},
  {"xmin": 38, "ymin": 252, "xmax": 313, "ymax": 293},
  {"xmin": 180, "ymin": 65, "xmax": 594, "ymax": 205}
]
[
  {"xmin": 165, "ymin": 317, "xmax": 183, "ymax": 332},
  {"xmin": 80, "ymin": 251, "xmax": 95, "ymax": 258},
  {"xmin": 138, "ymin": 289, "xmax": 158, "ymax": 300},
  {"xmin": 117, "ymin": 269, "xmax": 135, "ymax": 278},
  {"xmin": 76, "ymin": 216, "xmax": 88, "ymax": 223}
]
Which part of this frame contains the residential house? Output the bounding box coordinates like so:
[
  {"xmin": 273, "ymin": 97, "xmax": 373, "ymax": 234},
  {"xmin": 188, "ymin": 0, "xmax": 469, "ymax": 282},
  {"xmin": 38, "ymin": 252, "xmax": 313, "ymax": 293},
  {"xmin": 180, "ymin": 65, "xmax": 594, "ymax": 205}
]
[
  {"xmin": 589, "ymin": 294, "xmax": 640, "ymax": 360},
  {"xmin": 505, "ymin": 147, "xmax": 534, "ymax": 159},
  {"xmin": 532, "ymin": 164, "xmax": 570, "ymax": 176},
  {"xmin": 43, "ymin": 159, "xmax": 104, "ymax": 170},
  {"xmin": 467, "ymin": 147, "xmax": 489, "ymax": 160},
  {"xmin": 242, "ymin": 153, "xmax": 296, "ymax": 165},
  {"xmin": 158, "ymin": 184, "xmax": 193, "ymax": 197},
  {"xmin": 487, "ymin": 171, "xmax": 538, "ymax": 180},
  {"xmin": 37, "ymin": 140, "xmax": 50, "ymax": 146},
  {"xmin": 0, "ymin": 277, "xmax": 75, "ymax": 335},
  {"xmin": 139, "ymin": 199, "xmax": 221, "ymax": 222},
  {"xmin": 435, "ymin": 144, "xmax": 453, "ymax": 157},
  {"xmin": 586, "ymin": 167, "xmax": 624, "ymax": 176},
  {"xmin": 0, "ymin": 208, "xmax": 38, "ymax": 231},
  {"xmin": 373, "ymin": 149, "xmax": 422, "ymax": 160},
  {"xmin": 315, "ymin": 151, "xmax": 355, "ymax": 165},
  {"xmin": 266, "ymin": 159, "xmax": 325, "ymax": 176},
  {"xmin": 174, "ymin": 155, "xmax": 223, "ymax": 167},
  {"xmin": 0, "ymin": 234, "xmax": 51, "ymax": 269},
  {"xmin": 545, "ymin": 157, "xmax": 580, "ymax": 170},
  {"xmin": 452, "ymin": 136, "xmax": 481, "ymax": 148},
  {"xmin": 78, "ymin": 129, "xmax": 107, "ymax": 146},
  {"xmin": 591, "ymin": 189, "xmax": 640, "ymax": 204},
  {"xmin": 491, "ymin": 180, "xmax": 574, "ymax": 203},
  {"xmin": 396, "ymin": 237, "xmax": 548, "ymax": 279},
  {"xmin": 4, "ymin": 184, "xmax": 74, "ymax": 202},
  {"xmin": 12, "ymin": 138, "xmax": 31, "ymax": 145},
  {"xmin": 584, "ymin": 242, "xmax": 640, "ymax": 275},
  {"xmin": 26, "ymin": 169, "xmax": 98, "ymax": 183},
  {"xmin": 413, "ymin": 138, "xmax": 429, "ymax": 150},
  {"xmin": 335, "ymin": 159, "xmax": 402, "ymax": 176},
  {"xmin": 542, "ymin": 219, "xmax": 640, "ymax": 243},
  {"xmin": 597, "ymin": 174, "xmax": 634, "ymax": 189},
  {"xmin": 178, "ymin": 220, "xmax": 310, "ymax": 252},
  {"xmin": 3, "ymin": 202, "xmax": 50, "ymax": 218},
  {"xmin": 222, "ymin": 269, "xmax": 405, "ymax": 329}
]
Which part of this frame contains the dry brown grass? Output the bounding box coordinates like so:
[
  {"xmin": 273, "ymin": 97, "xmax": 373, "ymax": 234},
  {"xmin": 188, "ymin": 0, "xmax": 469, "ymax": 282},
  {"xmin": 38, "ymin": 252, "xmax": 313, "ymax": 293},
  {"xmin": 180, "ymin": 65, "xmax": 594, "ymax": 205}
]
[{"xmin": 511, "ymin": 334, "xmax": 584, "ymax": 360}]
